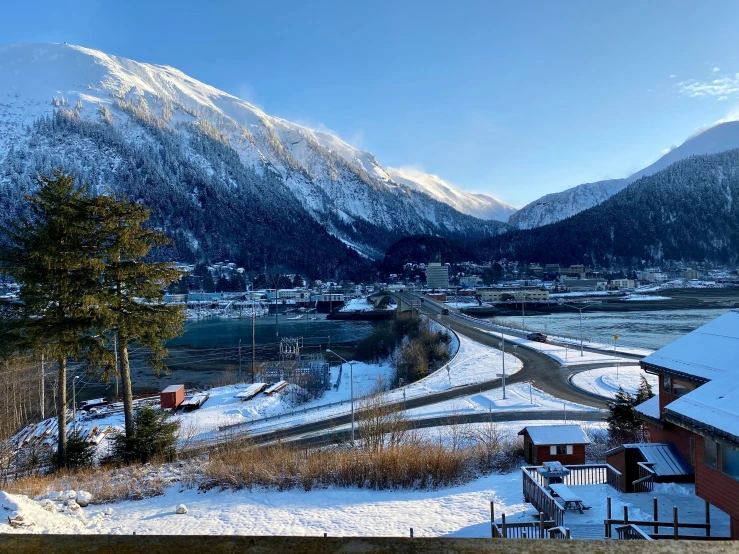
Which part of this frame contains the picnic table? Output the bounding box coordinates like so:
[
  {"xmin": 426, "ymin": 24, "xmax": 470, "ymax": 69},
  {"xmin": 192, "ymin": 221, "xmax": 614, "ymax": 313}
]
[{"xmin": 549, "ymin": 483, "xmax": 587, "ymax": 514}]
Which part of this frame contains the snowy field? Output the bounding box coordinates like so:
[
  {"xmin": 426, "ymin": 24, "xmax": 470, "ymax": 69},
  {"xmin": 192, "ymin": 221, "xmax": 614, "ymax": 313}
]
[
  {"xmin": 403, "ymin": 383, "xmax": 598, "ymax": 419},
  {"xmin": 2, "ymin": 472, "xmax": 727, "ymax": 537},
  {"xmin": 571, "ymin": 366, "xmax": 659, "ymax": 400}
]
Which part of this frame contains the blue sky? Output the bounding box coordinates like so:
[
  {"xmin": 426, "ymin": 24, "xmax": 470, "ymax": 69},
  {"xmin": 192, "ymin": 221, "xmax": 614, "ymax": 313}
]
[{"xmin": 3, "ymin": 1, "xmax": 739, "ymax": 206}]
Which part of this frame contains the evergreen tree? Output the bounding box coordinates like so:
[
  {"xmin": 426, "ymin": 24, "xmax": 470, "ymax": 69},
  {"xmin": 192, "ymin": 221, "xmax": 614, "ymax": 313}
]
[
  {"xmin": 93, "ymin": 194, "xmax": 185, "ymax": 441},
  {"xmin": 636, "ymin": 375, "xmax": 655, "ymax": 404},
  {"xmin": 109, "ymin": 406, "xmax": 180, "ymax": 463},
  {"xmin": 0, "ymin": 169, "xmax": 111, "ymax": 466}
]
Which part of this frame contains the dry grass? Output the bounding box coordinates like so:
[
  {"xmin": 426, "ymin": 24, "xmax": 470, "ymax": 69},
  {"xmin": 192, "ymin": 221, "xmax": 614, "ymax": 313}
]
[{"xmin": 3, "ymin": 457, "xmax": 205, "ymax": 504}]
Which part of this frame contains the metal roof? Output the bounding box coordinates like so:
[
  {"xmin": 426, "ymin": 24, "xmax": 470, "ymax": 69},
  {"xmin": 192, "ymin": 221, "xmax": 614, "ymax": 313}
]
[
  {"xmin": 161, "ymin": 384, "xmax": 184, "ymax": 393},
  {"xmin": 610, "ymin": 443, "xmax": 693, "ymax": 477},
  {"xmin": 518, "ymin": 425, "xmax": 590, "ymax": 445}
]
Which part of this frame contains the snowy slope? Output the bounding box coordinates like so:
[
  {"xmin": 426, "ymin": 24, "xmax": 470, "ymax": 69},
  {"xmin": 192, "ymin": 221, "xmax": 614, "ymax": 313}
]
[
  {"xmin": 507, "ymin": 178, "xmax": 626, "ymax": 229},
  {"xmin": 510, "ymin": 120, "xmax": 739, "ymax": 229},
  {"xmin": 386, "ymin": 167, "xmax": 517, "ymax": 222},
  {"xmin": 0, "ymin": 42, "xmax": 508, "ymax": 260}
]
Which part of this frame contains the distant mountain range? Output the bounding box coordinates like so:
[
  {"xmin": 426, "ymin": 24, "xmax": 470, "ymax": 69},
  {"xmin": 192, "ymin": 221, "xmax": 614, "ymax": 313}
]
[
  {"xmin": 0, "ymin": 43, "xmax": 510, "ymax": 277},
  {"xmin": 481, "ymin": 148, "xmax": 739, "ymax": 266},
  {"xmin": 509, "ymin": 121, "xmax": 739, "ymax": 229}
]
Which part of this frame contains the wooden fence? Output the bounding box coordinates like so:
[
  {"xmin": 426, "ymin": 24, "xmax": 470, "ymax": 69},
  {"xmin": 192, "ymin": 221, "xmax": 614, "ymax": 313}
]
[
  {"xmin": 490, "ymin": 504, "xmax": 559, "ymax": 539},
  {"xmin": 521, "ymin": 467, "xmax": 565, "ymax": 527},
  {"xmin": 605, "ymin": 498, "xmax": 725, "ymax": 540}
]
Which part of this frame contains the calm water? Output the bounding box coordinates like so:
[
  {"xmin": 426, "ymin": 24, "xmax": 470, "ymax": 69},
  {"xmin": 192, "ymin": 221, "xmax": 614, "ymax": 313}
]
[
  {"xmin": 168, "ymin": 315, "xmax": 375, "ymax": 349},
  {"xmin": 490, "ymin": 308, "xmax": 731, "ymax": 350}
]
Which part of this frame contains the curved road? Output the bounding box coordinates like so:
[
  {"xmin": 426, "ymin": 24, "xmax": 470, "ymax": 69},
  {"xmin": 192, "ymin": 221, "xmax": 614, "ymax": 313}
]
[{"xmin": 212, "ymin": 293, "xmax": 640, "ymax": 449}]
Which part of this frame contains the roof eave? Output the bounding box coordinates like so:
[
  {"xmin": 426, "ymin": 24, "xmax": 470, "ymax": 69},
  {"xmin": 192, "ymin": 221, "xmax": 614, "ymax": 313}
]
[{"xmin": 663, "ymin": 409, "xmax": 739, "ymax": 447}]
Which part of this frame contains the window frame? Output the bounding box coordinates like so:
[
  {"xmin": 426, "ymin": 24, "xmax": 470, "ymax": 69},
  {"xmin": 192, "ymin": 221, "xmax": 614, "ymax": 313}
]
[
  {"xmin": 663, "ymin": 375, "xmax": 672, "ymax": 394},
  {"xmin": 704, "ymin": 437, "xmax": 718, "ymax": 470},
  {"xmin": 721, "ymin": 444, "xmax": 739, "ymax": 481}
]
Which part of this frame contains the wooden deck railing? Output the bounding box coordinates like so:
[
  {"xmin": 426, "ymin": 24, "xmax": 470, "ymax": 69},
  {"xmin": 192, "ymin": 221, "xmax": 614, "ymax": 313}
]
[
  {"xmin": 491, "ymin": 507, "xmax": 557, "ymax": 539},
  {"xmin": 546, "ymin": 526, "xmax": 571, "ymax": 539},
  {"xmin": 615, "ymin": 524, "xmax": 653, "ymax": 540},
  {"xmin": 521, "ymin": 467, "xmax": 565, "ymax": 527},
  {"xmin": 632, "ymin": 462, "xmax": 656, "ymax": 493}
]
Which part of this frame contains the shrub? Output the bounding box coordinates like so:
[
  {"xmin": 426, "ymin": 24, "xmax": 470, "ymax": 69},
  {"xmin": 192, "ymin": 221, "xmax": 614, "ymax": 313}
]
[
  {"xmin": 109, "ymin": 407, "xmax": 180, "ymax": 464},
  {"xmin": 63, "ymin": 431, "xmax": 96, "ymax": 469}
]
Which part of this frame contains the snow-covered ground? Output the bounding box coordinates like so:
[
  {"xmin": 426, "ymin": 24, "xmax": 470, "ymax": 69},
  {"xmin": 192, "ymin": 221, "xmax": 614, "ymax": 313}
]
[
  {"xmin": 403, "ymin": 383, "xmax": 599, "ymax": 419},
  {"xmin": 623, "ymin": 294, "xmax": 671, "ymax": 301},
  {"xmin": 340, "ymin": 297, "xmax": 384, "ymax": 312},
  {"xmin": 570, "ymin": 366, "xmax": 659, "ymax": 400},
  {"xmin": 476, "ymin": 329, "xmax": 635, "ymax": 366},
  {"xmin": 2, "ymin": 471, "xmax": 727, "ymax": 537}
]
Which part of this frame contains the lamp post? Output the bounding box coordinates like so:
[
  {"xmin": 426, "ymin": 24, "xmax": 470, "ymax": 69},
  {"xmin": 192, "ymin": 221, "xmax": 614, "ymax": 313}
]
[
  {"xmin": 72, "ymin": 375, "xmax": 80, "ymax": 434},
  {"xmin": 500, "ymin": 330, "xmax": 506, "ymax": 400},
  {"xmin": 326, "ymin": 349, "xmax": 355, "ymax": 443},
  {"xmin": 560, "ymin": 301, "xmax": 601, "ymax": 356}
]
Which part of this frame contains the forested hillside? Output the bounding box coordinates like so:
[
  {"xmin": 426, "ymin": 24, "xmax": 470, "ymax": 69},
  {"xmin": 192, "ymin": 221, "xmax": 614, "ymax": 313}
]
[{"xmin": 477, "ymin": 150, "xmax": 739, "ymax": 266}]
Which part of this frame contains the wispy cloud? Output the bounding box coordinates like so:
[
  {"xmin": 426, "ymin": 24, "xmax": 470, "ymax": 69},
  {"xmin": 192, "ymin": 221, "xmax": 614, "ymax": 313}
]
[
  {"xmin": 677, "ymin": 73, "xmax": 739, "ymax": 99},
  {"xmin": 713, "ymin": 67, "xmax": 721, "ymax": 72},
  {"xmin": 669, "ymin": 74, "xmax": 677, "ymax": 79}
]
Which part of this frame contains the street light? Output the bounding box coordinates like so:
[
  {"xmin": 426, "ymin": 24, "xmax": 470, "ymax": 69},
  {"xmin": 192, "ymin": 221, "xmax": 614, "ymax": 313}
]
[
  {"xmin": 560, "ymin": 301, "xmax": 601, "ymax": 356},
  {"xmin": 326, "ymin": 349, "xmax": 355, "ymax": 442},
  {"xmin": 72, "ymin": 375, "xmax": 80, "ymax": 434}
]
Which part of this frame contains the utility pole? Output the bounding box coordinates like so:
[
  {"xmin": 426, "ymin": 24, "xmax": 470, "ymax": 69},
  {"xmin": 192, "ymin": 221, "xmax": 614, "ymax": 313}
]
[
  {"xmin": 501, "ymin": 330, "xmax": 506, "ymax": 400},
  {"xmin": 72, "ymin": 375, "xmax": 80, "ymax": 434},
  {"xmin": 561, "ymin": 301, "xmax": 601, "ymax": 357},
  {"xmin": 251, "ymin": 302, "xmax": 256, "ymax": 383},
  {"xmin": 40, "ymin": 354, "xmax": 45, "ymax": 420},
  {"xmin": 239, "ymin": 339, "xmax": 242, "ymax": 383}
]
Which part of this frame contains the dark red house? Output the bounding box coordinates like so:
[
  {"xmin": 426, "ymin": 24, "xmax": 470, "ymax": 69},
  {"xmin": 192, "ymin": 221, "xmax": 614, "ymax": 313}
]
[
  {"xmin": 519, "ymin": 424, "xmax": 590, "ymax": 465},
  {"xmin": 635, "ymin": 309, "xmax": 739, "ymax": 539}
]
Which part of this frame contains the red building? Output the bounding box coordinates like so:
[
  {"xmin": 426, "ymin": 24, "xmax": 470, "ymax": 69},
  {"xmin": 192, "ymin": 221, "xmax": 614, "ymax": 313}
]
[
  {"xmin": 636, "ymin": 309, "xmax": 739, "ymax": 538},
  {"xmin": 160, "ymin": 384, "xmax": 185, "ymax": 410},
  {"xmin": 519, "ymin": 424, "xmax": 590, "ymax": 465}
]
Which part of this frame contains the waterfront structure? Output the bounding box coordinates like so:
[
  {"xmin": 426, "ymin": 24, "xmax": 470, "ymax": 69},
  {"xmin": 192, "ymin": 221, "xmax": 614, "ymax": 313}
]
[{"xmin": 636, "ymin": 309, "xmax": 739, "ymax": 538}]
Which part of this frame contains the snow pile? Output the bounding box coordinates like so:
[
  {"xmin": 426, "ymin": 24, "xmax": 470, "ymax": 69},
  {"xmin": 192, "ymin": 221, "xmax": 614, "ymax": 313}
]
[
  {"xmin": 623, "ymin": 294, "xmax": 671, "ymax": 301},
  {"xmin": 340, "ymin": 298, "xmax": 376, "ymax": 312}
]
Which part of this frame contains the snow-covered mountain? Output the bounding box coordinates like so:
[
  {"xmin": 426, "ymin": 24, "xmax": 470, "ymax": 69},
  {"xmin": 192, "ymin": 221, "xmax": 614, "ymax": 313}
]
[
  {"xmin": 0, "ymin": 43, "xmax": 508, "ymax": 269},
  {"xmin": 509, "ymin": 120, "xmax": 739, "ymax": 229},
  {"xmin": 385, "ymin": 167, "xmax": 517, "ymax": 222}
]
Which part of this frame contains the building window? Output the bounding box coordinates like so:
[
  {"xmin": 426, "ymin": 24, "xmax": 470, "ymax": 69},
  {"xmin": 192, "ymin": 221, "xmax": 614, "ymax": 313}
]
[
  {"xmin": 671, "ymin": 379, "xmax": 694, "ymax": 398},
  {"xmin": 722, "ymin": 445, "xmax": 739, "ymax": 480},
  {"xmin": 663, "ymin": 375, "xmax": 672, "ymax": 394},
  {"xmin": 690, "ymin": 437, "xmax": 695, "ymax": 467},
  {"xmin": 704, "ymin": 438, "xmax": 718, "ymax": 470},
  {"xmin": 550, "ymin": 445, "xmax": 573, "ymax": 455}
]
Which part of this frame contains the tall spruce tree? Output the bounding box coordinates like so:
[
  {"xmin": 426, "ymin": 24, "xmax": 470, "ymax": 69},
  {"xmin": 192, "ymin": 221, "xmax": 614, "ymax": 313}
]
[
  {"xmin": 0, "ymin": 170, "xmax": 111, "ymax": 466},
  {"xmin": 93, "ymin": 194, "xmax": 185, "ymax": 440}
]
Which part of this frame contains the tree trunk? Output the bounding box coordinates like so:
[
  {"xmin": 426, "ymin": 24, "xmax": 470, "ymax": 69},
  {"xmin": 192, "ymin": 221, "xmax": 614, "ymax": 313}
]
[
  {"xmin": 56, "ymin": 357, "xmax": 67, "ymax": 467},
  {"xmin": 118, "ymin": 333, "xmax": 135, "ymax": 438}
]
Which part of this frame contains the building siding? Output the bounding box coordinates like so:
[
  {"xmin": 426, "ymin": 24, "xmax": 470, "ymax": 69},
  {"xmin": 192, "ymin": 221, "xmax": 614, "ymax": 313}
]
[{"xmin": 694, "ymin": 435, "xmax": 739, "ymax": 539}]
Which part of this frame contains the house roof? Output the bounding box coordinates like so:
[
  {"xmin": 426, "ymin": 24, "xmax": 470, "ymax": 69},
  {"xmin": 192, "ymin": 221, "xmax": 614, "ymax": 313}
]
[
  {"xmin": 664, "ymin": 379, "xmax": 739, "ymax": 444},
  {"xmin": 640, "ymin": 309, "xmax": 739, "ymax": 381},
  {"xmin": 606, "ymin": 443, "xmax": 693, "ymax": 478},
  {"xmin": 638, "ymin": 310, "xmax": 739, "ymax": 442},
  {"xmin": 518, "ymin": 425, "xmax": 590, "ymax": 446},
  {"xmin": 162, "ymin": 384, "xmax": 184, "ymax": 393},
  {"xmin": 634, "ymin": 395, "xmax": 660, "ymax": 420}
]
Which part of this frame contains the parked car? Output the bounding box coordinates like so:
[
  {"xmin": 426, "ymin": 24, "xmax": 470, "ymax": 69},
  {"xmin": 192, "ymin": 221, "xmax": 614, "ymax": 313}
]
[{"xmin": 527, "ymin": 332, "xmax": 548, "ymax": 343}]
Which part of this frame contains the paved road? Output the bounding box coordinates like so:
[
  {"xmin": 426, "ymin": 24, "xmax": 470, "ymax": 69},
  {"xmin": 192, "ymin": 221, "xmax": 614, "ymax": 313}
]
[
  {"xmin": 201, "ymin": 292, "xmax": 640, "ymax": 451},
  {"xmin": 268, "ymin": 410, "xmax": 607, "ymax": 448}
]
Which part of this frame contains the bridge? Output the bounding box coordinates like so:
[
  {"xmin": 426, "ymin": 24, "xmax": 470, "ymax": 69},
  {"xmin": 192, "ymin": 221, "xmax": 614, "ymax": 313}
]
[{"xmin": 368, "ymin": 289, "xmax": 421, "ymax": 314}]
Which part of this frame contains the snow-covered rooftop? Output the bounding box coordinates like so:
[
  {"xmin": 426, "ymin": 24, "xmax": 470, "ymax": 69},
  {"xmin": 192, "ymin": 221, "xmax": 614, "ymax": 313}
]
[
  {"xmin": 518, "ymin": 424, "xmax": 590, "ymax": 445},
  {"xmin": 665, "ymin": 379, "xmax": 739, "ymax": 442},
  {"xmin": 641, "ymin": 309, "xmax": 739, "ymax": 381},
  {"xmin": 634, "ymin": 395, "xmax": 660, "ymax": 420}
]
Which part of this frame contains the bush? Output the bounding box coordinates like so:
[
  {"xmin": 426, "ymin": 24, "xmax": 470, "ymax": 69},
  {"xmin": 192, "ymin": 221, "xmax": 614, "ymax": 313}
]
[
  {"xmin": 109, "ymin": 407, "xmax": 180, "ymax": 464},
  {"xmin": 63, "ymin": 431, "xmax": 96, "ymax": 469}
]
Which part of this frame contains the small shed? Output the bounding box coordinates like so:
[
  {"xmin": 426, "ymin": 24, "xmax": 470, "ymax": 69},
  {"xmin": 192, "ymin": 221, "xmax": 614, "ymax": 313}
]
[
  {"xmin": 160, "ymin": 384, "xmax": 185, "ymax": 410},
  {"xmin": 605, "ymin": 443, "xmax": 693, "ymax": 492},
  {"xmin": 519, "ymin": 424, "xmax": 590, "ymax": 465}
]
